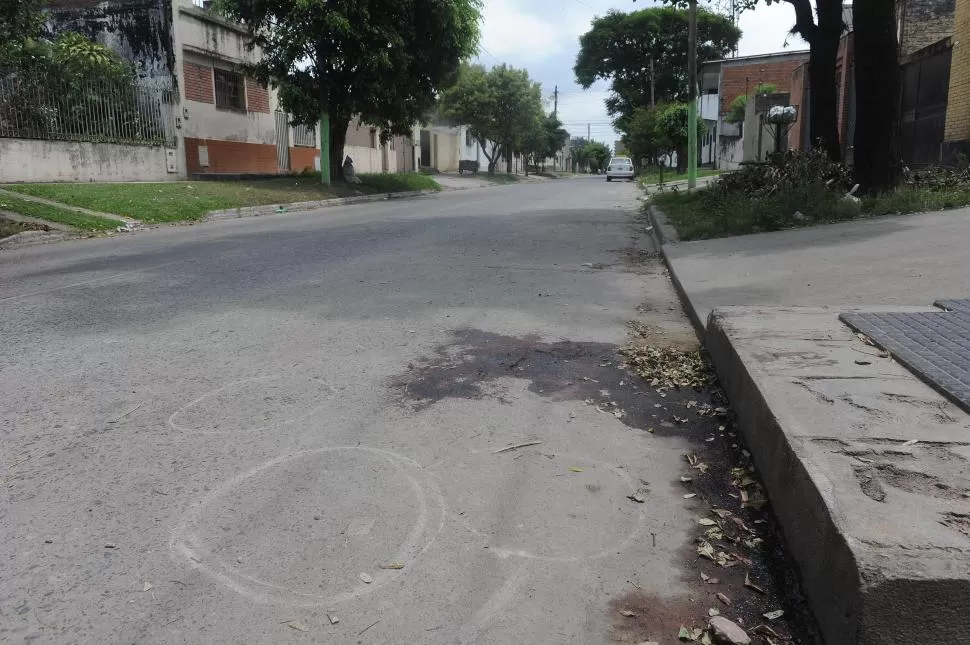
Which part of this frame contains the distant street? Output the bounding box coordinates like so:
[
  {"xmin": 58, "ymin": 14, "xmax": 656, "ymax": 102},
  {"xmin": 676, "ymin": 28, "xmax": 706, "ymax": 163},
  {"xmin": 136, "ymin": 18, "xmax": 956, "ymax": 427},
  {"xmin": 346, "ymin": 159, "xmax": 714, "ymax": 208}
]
[{"xmin": 2, "ymin": 177, "xmax": 743, "ymax": 644}]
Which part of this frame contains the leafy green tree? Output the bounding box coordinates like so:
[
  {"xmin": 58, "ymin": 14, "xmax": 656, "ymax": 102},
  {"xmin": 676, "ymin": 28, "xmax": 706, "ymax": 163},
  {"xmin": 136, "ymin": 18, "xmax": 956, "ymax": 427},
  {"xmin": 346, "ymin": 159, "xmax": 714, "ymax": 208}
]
[
  {"xmin": 542, "ymin": 114, "xmax": 569, "ymax": 170},
  {"xmin": 219, "ymin": 0, "xmax": 482, "ymax": 181},
  {"xmin": 654, "ymin": 103, "xmax": 706, "ymax": 173},
  {"xmin": 439, "ymin": 63, "xmax": 543, "ymax": 174},
  {"xmin": 574, "ymin": 7, "xmax": 739, "ymax": 131},
  {"xmin": 584, "ymin": 141, "xmax": 613, "ymax": 173}
]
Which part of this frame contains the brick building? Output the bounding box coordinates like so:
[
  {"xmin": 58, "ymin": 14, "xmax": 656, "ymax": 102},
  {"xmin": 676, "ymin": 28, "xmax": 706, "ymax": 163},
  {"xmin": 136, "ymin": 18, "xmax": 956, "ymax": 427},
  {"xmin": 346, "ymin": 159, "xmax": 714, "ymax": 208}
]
[
  {"xmin": 944, "ymin": 0, "xmax": 970, "ymax": 162},
  {"xmin": 699, "ymin": 50, "xmax": 810, "ymax": 169},
  {"xmin": 898, "ymin": 0, "xmax": 956, "ymax": 58},
  {"xmin": 30, "ymin": 0, "xmax": 411, "ymax": 180}
]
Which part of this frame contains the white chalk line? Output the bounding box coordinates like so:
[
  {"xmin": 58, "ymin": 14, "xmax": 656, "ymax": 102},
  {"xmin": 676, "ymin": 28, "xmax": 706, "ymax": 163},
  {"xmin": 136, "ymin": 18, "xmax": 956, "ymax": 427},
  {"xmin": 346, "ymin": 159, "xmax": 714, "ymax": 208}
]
[
  {"xmin": 167, "ymin": 374, "xmax": 338, "ymax": 435},
  {"xmin": 169, "ymin": 446, "xmax": 446, "ymax": 607},
  {"xmin": 435, "ymin": 454, "xmax": 648, "ymax": 563}
]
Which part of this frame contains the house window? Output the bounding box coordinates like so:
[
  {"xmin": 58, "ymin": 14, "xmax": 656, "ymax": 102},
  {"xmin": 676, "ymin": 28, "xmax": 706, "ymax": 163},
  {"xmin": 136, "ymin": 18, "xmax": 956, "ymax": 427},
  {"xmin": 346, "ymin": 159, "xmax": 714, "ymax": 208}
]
[
  {"xmin": 214, "ymin": 68, "xmax": 245, "ymax": 111},
  {"xmin": 369, "ymin": 128, "xmax": 378, "ymax": 148}
]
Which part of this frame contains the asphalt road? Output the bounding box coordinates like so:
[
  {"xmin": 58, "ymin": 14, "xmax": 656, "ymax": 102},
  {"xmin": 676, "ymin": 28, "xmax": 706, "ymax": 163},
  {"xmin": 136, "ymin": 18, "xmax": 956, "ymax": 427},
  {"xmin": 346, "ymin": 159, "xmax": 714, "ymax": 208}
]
[{"xmin": 1, "ymin": 176, "xmax": 712, "ymax": 644}]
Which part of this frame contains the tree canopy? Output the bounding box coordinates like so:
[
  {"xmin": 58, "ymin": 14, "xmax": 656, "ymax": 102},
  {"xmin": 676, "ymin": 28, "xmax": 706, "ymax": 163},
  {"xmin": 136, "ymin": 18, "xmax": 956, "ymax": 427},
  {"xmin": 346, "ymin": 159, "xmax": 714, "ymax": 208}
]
[
  {"xmin": 584, "ymin": 141, "xmax": 613, "ymax": 173},
  {"xmin": 623, "ymin": 103, "xmax": 705, "ymax": 172},
  {"xmin": 574, "ymin": 7, "xmax": 739, "ymax": 130},
  {"xmin": 438, "ymin": 63, "xmax": 544, "ymax": 174},
  {"xmin": 219, "ymin": 0, "xmax": 482, "ymax": 180}
]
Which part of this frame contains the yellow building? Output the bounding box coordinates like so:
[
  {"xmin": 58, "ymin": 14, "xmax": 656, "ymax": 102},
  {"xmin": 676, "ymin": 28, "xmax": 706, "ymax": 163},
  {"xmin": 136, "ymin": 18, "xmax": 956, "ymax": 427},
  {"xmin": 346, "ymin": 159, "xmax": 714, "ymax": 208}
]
[{"xmin": 945, "ymin": 0, "xmax": 970, "ymax": 162}]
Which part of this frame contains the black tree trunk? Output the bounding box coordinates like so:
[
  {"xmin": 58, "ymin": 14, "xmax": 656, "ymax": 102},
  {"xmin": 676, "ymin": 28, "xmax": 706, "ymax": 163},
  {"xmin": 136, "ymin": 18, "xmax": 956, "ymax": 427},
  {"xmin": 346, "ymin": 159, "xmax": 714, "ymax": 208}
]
[
  {"xmin": 329, "ymin": 114, "xmax": 350, "ymax": 182},
  {"xmin": 809, "ymin": 0, "xmax": 844, "ymax": 160},
  {"xmin": 853, "ymin": 0, "xmax": 902, "ymax": 192}
]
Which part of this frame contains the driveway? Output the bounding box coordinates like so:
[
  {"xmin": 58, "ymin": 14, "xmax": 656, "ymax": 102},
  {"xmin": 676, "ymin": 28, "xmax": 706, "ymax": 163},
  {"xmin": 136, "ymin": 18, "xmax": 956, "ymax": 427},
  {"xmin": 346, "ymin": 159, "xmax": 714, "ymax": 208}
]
[{"xmin": 1, "ymin": 176, "xmax": 783, "ymax": 644}]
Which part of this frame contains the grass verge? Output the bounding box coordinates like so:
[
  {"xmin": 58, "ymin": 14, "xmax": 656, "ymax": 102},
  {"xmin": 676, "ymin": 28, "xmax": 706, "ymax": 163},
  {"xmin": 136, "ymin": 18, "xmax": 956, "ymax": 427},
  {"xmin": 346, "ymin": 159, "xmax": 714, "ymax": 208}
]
[
  {"xmin": 652, "ymin": 183, "xmax": 970, "ymax": 241},
  {"xmin": 0, "ymin": 195, "xmax": 120, "ymax": 231},
  {"xmin": 638, "ymin": 168, "xmax": 720, "ymax": 187},
  {"xmin": 3, "ymin": 173, "xmax": 440, "ymax": 224}
]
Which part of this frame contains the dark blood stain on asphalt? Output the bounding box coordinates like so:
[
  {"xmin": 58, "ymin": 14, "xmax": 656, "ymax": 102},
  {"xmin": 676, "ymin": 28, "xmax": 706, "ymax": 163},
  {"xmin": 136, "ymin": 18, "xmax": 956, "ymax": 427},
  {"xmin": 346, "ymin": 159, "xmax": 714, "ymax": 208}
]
[
  {"xmin": 388, "ymin": 328, "xmax": 821, "ymax": 645},
  {"xmin": 388, "ymin": 328, "xmax": 708, "ymax": 438}
]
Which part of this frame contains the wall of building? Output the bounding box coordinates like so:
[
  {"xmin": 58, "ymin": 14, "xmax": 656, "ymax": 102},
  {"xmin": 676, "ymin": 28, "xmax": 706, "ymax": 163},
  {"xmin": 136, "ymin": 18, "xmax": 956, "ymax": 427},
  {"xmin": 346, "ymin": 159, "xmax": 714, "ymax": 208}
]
[
  {"xmin": 44, "ymin": 0, "xmax": 176, "ymax": 91},
  {"xmin": 899, "ymin": 0, "xmax": 956, "ymax": 58},
  {"xmin": 173, "ymin": 3, "xmax": 280, "ymax": 176},
  {"xmin": 719, "ymin": 56, "xmax": 809, "ymax": 114},
  {"xmin": 944, "ymin": 0, "xmax": 970, "ymax": 160},
  {"xmin": 0, "ymin": 139, "xmax": 175, "ymax": 182}
]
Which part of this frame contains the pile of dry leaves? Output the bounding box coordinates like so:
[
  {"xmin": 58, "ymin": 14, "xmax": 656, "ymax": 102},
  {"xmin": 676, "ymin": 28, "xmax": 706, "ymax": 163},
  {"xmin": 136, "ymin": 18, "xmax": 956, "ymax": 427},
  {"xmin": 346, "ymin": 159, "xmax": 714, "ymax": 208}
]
[{"xmin": 620, "ymin": 342, "xmax": 716, "ymax": 389}]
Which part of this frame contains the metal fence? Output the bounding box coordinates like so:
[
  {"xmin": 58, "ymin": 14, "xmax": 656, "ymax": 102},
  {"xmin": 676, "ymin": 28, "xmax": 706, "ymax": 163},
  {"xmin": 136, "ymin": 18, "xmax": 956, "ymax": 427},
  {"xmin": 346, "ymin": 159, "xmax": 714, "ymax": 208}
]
[
  {"xmin": 292, "ymin": 122, "xmax": 316, "ymax": 147},
  {"xmin": 0, "ymin": 75, "xmax": 175, "ymax": 146}
]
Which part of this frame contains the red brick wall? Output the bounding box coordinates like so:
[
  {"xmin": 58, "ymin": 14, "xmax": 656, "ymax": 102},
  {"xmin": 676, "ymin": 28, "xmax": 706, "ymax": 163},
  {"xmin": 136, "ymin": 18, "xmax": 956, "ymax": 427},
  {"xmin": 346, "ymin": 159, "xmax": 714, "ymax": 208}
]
[
  {"xmin": 246, "ymin": 78, "xmax": 270, "ymax": 113},
  {"xmin": 184, "ymin": 61, "xmax": 214, "ymax": 104},
  {"xmin": 789, "ymin": 63, "xmax": 808, "ymax": 150},
  {"xmin": 289, "ymin": 147, "xmax": 318, "ymax": 173},
  {"xmin": 719, "ymin": 58, "xmax": 808, "ymax": 114},
  {"xmin": 184, "ymin": 137, "xmax": 280, "ymax": 175}
]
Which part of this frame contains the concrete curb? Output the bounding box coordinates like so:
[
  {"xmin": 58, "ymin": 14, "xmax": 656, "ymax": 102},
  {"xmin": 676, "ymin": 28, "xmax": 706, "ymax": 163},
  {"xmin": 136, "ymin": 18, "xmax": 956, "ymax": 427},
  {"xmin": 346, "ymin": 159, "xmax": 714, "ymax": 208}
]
[
  {"xmin": 0, "ymin": 229, "xmax": 79, "ymax": 250},
  {"xmin": 203, "ymin": 189, "xmax": 438, "ymax": 221},
  {"xmin": 644, "ymin": 205, "xmax": 704, "ymax": 338}
]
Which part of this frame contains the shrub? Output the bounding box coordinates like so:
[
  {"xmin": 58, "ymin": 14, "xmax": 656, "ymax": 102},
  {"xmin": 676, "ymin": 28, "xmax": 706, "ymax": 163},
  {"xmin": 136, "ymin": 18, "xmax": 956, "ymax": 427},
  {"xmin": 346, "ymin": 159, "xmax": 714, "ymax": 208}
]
[{"xmin": 717, "ymin": 148, "xmax": 852, "ymax": 198}]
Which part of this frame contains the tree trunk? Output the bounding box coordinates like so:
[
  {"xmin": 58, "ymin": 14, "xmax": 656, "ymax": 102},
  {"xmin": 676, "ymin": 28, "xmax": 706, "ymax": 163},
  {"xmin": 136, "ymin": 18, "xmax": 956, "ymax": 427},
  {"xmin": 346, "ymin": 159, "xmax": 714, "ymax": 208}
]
[
  {"xmin": 676, "ymin": 146, "xmax": 687, "ymax": 174},
  {"xmin": 506, "ymin": 138, "xmax": 513, "ymax": 174},
  {"xmin": 808, "ymin": 0, "xmax": 843, "ymax": 160},
  {"xmin": 328, "ymin": 114, "xmax": 350, "ymax": 182},
  {"xmin": 853, "ymin": 0, "xmax": 902, "ymax": 192}
]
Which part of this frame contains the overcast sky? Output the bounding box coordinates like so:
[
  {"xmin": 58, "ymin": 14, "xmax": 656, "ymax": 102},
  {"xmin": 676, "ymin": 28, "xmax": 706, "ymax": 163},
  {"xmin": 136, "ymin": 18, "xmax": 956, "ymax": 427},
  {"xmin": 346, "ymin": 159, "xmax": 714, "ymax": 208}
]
[{"xmin": 474, "ymin": 0, "xmax": 808, "ymax": 144}]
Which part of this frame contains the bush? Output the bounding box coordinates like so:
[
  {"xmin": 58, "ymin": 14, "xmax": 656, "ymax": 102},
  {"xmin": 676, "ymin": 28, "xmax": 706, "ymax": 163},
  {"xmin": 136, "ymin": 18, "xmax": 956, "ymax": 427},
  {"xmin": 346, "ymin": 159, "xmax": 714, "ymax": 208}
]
[{"xmin": 717, "ymin": 148, "xmax": 852, "ymax": 198}]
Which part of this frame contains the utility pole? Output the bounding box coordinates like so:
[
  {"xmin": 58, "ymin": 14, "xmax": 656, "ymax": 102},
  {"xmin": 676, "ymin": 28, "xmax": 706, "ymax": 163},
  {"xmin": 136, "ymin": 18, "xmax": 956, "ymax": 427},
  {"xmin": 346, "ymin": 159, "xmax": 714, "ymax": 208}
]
[
  {"xmin": 553, "ymin": 85, "xmax": 558, "ymax": 117},
  {"xmin": 649, "ymin": 55, "xmax": 656, "ymax": 108},
  {"xmin": 687, "ymin": 0, "xmax": 698, "ymax": 189}
]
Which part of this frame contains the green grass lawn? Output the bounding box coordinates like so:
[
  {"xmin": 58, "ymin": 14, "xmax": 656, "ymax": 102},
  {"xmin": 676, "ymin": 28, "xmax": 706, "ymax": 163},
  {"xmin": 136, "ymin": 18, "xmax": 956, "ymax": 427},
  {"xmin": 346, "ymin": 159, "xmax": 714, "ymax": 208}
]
[
  {"xmin": 3, "ymin": 173, "xmax": 440, "ymax": 224},
  {"xmin": 0, "ymin": 194, "xmax": 121, "ymax": 231},
  {"xmin": 651, "ymin": 183, "xmax": 970, "ymax": 241},
  {"xmin": 638, "ymin": 168, "xmax": 720, "ymax": 187}
]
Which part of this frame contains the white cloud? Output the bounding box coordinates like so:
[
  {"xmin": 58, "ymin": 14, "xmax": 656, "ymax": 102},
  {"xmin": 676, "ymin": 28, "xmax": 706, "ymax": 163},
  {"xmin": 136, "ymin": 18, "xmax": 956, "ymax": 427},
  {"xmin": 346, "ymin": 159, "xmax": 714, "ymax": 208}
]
[{"xmin": 479, "ymin": 0, "xmax": 568, "ymax": 59}]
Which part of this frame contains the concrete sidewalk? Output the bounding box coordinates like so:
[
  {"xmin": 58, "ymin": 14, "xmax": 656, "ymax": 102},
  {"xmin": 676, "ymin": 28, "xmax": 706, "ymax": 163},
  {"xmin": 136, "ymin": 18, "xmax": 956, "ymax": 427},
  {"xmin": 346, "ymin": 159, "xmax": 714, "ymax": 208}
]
[
  {"xmin": 653, "ymin": 208, "xmax": 970, "ymax": 645},
  {"xmin": 663, "ymin": 206, "xmax": 970, "ymax": 332}
]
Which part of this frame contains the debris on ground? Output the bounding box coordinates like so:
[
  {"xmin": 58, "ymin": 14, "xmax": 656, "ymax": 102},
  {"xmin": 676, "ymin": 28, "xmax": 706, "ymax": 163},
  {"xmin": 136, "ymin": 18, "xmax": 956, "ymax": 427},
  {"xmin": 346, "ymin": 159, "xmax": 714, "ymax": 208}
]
[
  {"xmin": 327, "ymin": 613, "xmax": 339, "ymax": 625},
  {"xmin": 620, "ymin": 326, "xmax": 716, "ymax": 388},
  {"xmin": 708, "ymin": 616, "xmax": 751, "ymax": 645},
  {"xmin": 282, "ymin": 619, "xmax": 309, "ymax": 632},
  {"xmin": 494, "ymin": 440, "xmax": 542, "ymax": 453},
  {"xmin": 358, "ymin": 572, "xmax": 374, "ymax": 584},
  {"xmin": 379, "ymin": 562, "xmax": 405, "ymax": 569}
]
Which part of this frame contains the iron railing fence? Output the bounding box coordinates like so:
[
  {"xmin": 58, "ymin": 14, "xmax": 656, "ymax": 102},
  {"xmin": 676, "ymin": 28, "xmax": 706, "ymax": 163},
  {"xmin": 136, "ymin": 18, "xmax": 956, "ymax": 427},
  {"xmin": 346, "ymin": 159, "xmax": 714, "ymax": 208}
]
[{"xmin": 0, "ymin": 74, "xmax": 175, "ymax": 146}]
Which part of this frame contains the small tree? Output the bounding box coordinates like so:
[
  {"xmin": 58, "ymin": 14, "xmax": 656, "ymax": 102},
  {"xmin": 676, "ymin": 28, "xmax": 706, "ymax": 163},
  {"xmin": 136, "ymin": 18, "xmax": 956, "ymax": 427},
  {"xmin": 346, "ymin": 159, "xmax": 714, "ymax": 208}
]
[
  {"xmin": 439, "ymin": 63, "xmax": 543, "ymax": 174},
  {"xmin": 654, "ymin": 103, "xmax": 705, "ymax": 173},
  {"xmin": 725, "ymin": 83, "xmax": 778, "ymax": 124},
  {"xmin": 584, "ymin": 141, "xmax": 612, "ymax": 173},
  {"xmin": 219, "ymin": 0, "xmax": 482, "ymax": 182}
]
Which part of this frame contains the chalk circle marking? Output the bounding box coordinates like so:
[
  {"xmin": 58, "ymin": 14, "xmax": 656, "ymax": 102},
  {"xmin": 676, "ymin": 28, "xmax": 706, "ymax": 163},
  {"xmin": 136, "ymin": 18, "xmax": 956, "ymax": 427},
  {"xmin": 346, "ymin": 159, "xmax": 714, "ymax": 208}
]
[{"xmin": 170, "ymin": 446, "xmax": 445, "ymax": 607}]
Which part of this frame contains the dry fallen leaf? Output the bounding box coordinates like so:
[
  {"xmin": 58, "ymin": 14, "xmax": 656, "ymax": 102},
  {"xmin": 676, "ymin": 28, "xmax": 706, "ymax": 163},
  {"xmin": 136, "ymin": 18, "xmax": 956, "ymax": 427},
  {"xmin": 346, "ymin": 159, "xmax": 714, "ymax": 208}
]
[
  {"xmin": 698, "ymin": 518, "xmax": 717, "ymax": 526},
  {"xmin": 697, "ymin": 541, "xmax": 715, "ymax": 561},
  {"xmin": 708, "ymin": 608, "xmax": 720, "ymax": 617},
  {"xmin": 711, "ymin": 508, "xmax": 732, "ymax": 519},
  {"xmin": 359, "ymin": 572, "xmax": 374, "ymax": 584},
  {"xmin": 763, "ymin": 609, "xmax": 784, "ymax": 620},
  {"xmin": 627, "ymin": 493, "xmax": 646, "ymax": 503},
  {"xmin": 327, "ymin": 613, "xmax": 339, "ymax": 625},
  {"xmin": 744, "ymin": 572, "xmax": 766, "ymax": 594},
  {"xmin": 680, "ymin": 476, "xmax": 693, "ymax": 483},
  {"xmin": 684, "ymin": 493, "xmax": 697, "ymax": 499},
  {"xmin": 716, "ymin": 592, "xmax": 731, "ymax": 606},
  {"xmin": 568, "ymin": 466, "xmax": 584, "ymax": 473},
  {"xmin": 700, "ymin": 572, "xmax": 710, "ymax": 582},
  {"xmin": 142, "ymin": 581, "xmax": 153, "ymax": 592},
  {"xmin": 620, "ymin": 610, "xmax": 638, "ymax": 617},
  {"xmin": 379, "ymin": 563, "xmax": 405, "ymax": 570},
  {"xmin": 283, "ymin": 619, "xmax": 309, "ymax": 632}
]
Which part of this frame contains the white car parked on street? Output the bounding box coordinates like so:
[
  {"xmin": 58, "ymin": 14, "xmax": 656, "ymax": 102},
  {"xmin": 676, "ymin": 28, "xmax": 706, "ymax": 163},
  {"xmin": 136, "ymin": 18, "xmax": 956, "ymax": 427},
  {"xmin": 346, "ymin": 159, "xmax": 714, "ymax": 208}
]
[{"xmin": 606, "ymin": 156, "xmax": 634, "ymax": 182}]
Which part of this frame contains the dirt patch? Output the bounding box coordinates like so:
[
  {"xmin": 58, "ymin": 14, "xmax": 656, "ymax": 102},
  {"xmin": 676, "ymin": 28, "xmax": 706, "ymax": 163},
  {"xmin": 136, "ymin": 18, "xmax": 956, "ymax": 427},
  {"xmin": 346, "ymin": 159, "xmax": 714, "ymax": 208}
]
[
  {"xmin": 389, "ymin": 328, "xmax": 713, "ymax": 438},
  {"xmin": 389, "ymin": 328, "xmax": 818, "ymax": 644},
  {"xmin": 0, "ymin": 217, "xmax": 51, "ymax": 240}
]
